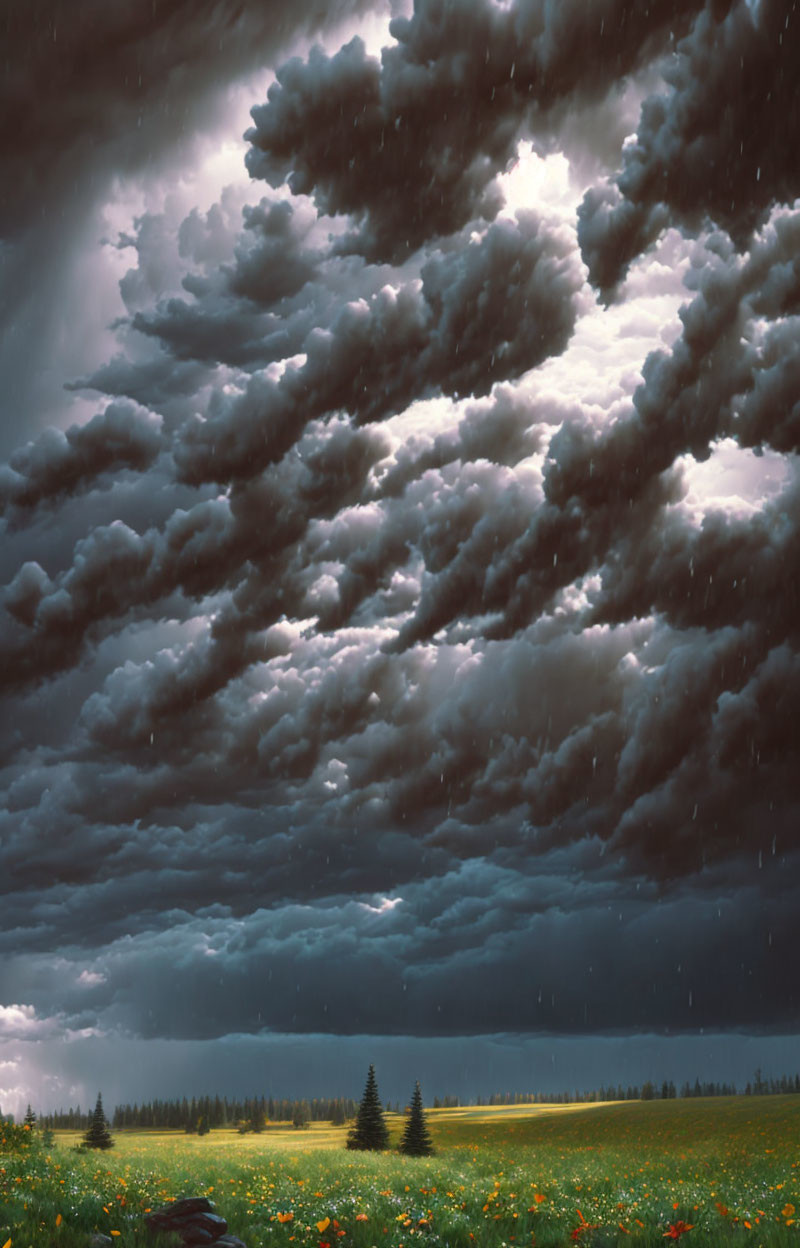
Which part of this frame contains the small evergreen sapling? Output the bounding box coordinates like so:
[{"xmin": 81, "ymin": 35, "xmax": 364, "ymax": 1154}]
[
  {"xmin": 83, "ymin": 1093, "xmax": 114, "ymax": 1150},
  {"xmin": 346, "ymin": 1064, "xmax": 389, "ymax": 1151},
  {"xmin": 398, "ymin": 1081, "xmax": 434, "ymax": 1156}
]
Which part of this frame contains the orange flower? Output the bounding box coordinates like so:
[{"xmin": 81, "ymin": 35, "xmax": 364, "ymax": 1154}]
[
  {"xmin": 278, "ymin": 1212, "xmax": 294, "ymax": 1224},
  {"xmin": 3, "ymin": 1238, "xmax": 11, "ymax": 1248},
  {"xmin": 715, "ymin": 1203, "xmax": 728, "ymax": 1217},
  {"xmin": 56, "ymin": 1215, "xmax": 63, "ymax": 1227},
  {"xmin": 356, "ymin": 1214, "xmax": 368, "ymax": 1222},
  {"xmin": 783, "ymin": 1204, "xmax": 796, "ymax": 1219},
  {"xmin": 663, "ymin": 1222, "xmax": 694, "ymax": 1239},
  {"xmin": 317, "ymin": 1219, "xmax": 331, "ymax": 1233}
]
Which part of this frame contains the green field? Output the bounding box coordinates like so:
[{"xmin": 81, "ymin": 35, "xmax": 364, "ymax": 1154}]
[{"xmin": 2, "ymin": 1097, "xmax": 799, "ymax": 1248}]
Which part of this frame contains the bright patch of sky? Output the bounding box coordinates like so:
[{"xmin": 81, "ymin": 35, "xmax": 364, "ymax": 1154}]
[{"xmin": 681, "ymin": 439, "xmax": 791, "ymax": 512}]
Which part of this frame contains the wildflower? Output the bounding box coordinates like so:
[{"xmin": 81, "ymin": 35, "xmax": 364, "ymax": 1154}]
[
  {"xmin": 56, "ymin": 1215, "xmax": 63, "ymax": 1227},
  {"xmin": 278, "ymin": 1212, "xmax": 294, "ymax": 1223},
  {"xmin": 317, "ymin": 1219, "xmax": 331, "ymax": 1233},
  {"xmin": 783, "ymin": 1205, "xmax": 796, "ymax": 1219},
  {"xmin": 663, "ymin": 1222, "xmax": 694, "ymax": 1239}
]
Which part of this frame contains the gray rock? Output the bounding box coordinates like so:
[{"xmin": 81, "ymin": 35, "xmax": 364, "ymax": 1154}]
[
  {"xmin": 148, "ymin": 1196, "xmax": 216, "ymax": 1222},
  {"xmin": 174, "ymin": 1213, "xmax": 227, "ymax": 1236},
  {"xmin": 89, "ymin": 1236, "xmax": 114, "ymax": 1248},
  {"xmin": 144, "ymin": 1198, "xmax": 228, "ymax": 1245},
  {"xmin": 175, "ymin": 1230, "xmax": 216, "ymax": 1246}
]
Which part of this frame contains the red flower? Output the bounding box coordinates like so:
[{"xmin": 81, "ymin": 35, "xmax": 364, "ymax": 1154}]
[{"xmin": 663, "ymin": 1222, "xmax": 695, "ymax": 1239}]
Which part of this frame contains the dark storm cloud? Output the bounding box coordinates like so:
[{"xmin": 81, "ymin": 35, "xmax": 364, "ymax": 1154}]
[
  {"xmin": 0, "ymin": 0, "xmax": 377, "ymax": 244},
  {"xmin": 578, "ymin": 0, "xmax": 800, "ymax": 296},
  {"xmin": 2, "ymin": 856, "xmax": 797, "ymax": 1039},
  {"xmin": 1, "ymin": 414, "xmax": 391, "ymax": 693},
  {"xmin": 385, "ymin": 207, "xmax": 800, "ymax": 650},
  {"xmin": 377, "ymin": 385, "xmax": 547, "ymax": 498},
  {"xmin": 244, "ymin": 0, "xmax": 712, "ymax": 263},
  {"xmin": 0, "ymin": 402, "xmax": 163, "ymax": 525},
  {"xmin": 2, "ymin": 0, "xmax": 799, "ymax": 1064},
  {"xmin": 172, "ymin": 211, "xmax": 580, "ymax": 484},
  {"xmin": 122, "ymin": 197, "xmax": 326, "ymax": 371},
  {"xmin": 0, "ymin": 0, "xmax": 378, "ymax": 456}
]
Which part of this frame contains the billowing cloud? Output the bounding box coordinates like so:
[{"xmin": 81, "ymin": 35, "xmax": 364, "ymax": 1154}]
[
  {"xmin": 0, "ymin": 0, "xmax": 381, "ymax": 458},
  {"xmin": 1, "ymin": 0, "xmax": 797, "ymax": 1086},
  {"xmin": 0, "ymin": 402, "xmax": 163, "ymax": 525},
  {"xmin": 0, "ymin": 1004, "xmax": 60, "ymax": 1040},
  {"xmin": 245, "ymin": 0, "xmax": 712, "ymax": 262},
  {"xmin": 578, "ymin": 0, "xmax": 800, "ymax": 295}
]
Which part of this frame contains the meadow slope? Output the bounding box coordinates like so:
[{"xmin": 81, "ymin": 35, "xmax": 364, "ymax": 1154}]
[{"xmin": 2, "ymin": 1097, "xmax": 799, "ymax": 1248}]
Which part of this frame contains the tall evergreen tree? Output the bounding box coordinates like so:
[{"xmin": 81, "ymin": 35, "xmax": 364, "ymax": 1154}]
[
  {"xmin": 83, "ymin": 1093, "xmax": 114, "ymax": 1150},
  {"xmin": 24, "ymin": 1104, "xmax": 37, "ymax": 1129},
  {"xmin": 346, "ymin": 1065, "xmax": 389, "ymax": 1151},
  {"xmin": 398, "ymin": 1082, "xmax": 434, "ymax": 1156},
  {"xmin": 292, "ymin": 1100, "xmax": 311, "ymax": 1129}
]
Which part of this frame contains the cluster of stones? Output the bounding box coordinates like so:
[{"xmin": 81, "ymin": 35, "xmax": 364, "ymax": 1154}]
[{"xmin": 144, "ymin": 1197, "xmax": 246, "ymax": 1247}]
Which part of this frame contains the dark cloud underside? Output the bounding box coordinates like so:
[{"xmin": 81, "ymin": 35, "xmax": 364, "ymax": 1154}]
[{"xmin": 1, "ymin": 0, "xmax": 798, "ymax": 1061}]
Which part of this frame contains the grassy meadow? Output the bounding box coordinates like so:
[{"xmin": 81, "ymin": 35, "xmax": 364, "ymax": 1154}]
[{"xmin": 2, "ymin": 1097, "xmax": 799, "ymax": 1248}]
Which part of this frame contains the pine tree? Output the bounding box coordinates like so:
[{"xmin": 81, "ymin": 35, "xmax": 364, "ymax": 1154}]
[
  {"xmin": 398, "ymin": 1082, "xmax": 434, "ymax": 1156},
  {"xmin": 83, "ymin": 1093, "xmax": 114, "ymax": 1150},
  {"xmin": 24, "ymin": 1104, "xmax": 37, "ymax": 1130},
  {"xmin": 292, "ymin": 1100, "xmax": 311, "ymax": 1129},
  {"xmin": 346, "ymin": 1065, "xmax": 389, "ymax": 1151}
]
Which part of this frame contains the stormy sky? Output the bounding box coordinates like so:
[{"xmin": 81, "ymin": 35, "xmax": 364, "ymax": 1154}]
[{"xmin": 1, "ymin": 0, "xmax": 799, "ymax": 1118}]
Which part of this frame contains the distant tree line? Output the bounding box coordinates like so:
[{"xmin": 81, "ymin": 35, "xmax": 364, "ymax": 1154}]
[
  {"xmin": 30, "ymin": 1067, "xmax": 800, "ymax": 1133},
  {"xmin": 40, "ymin": 1094, "xmax": 359, "ymax": 1132},
  {"xmin": 475, "ymin": 1070, "xmax": 800, "ymax": 1104},
  {"xmin": 742, "ymin": 1068, "xmax": 800, "ymax": 1097}
]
